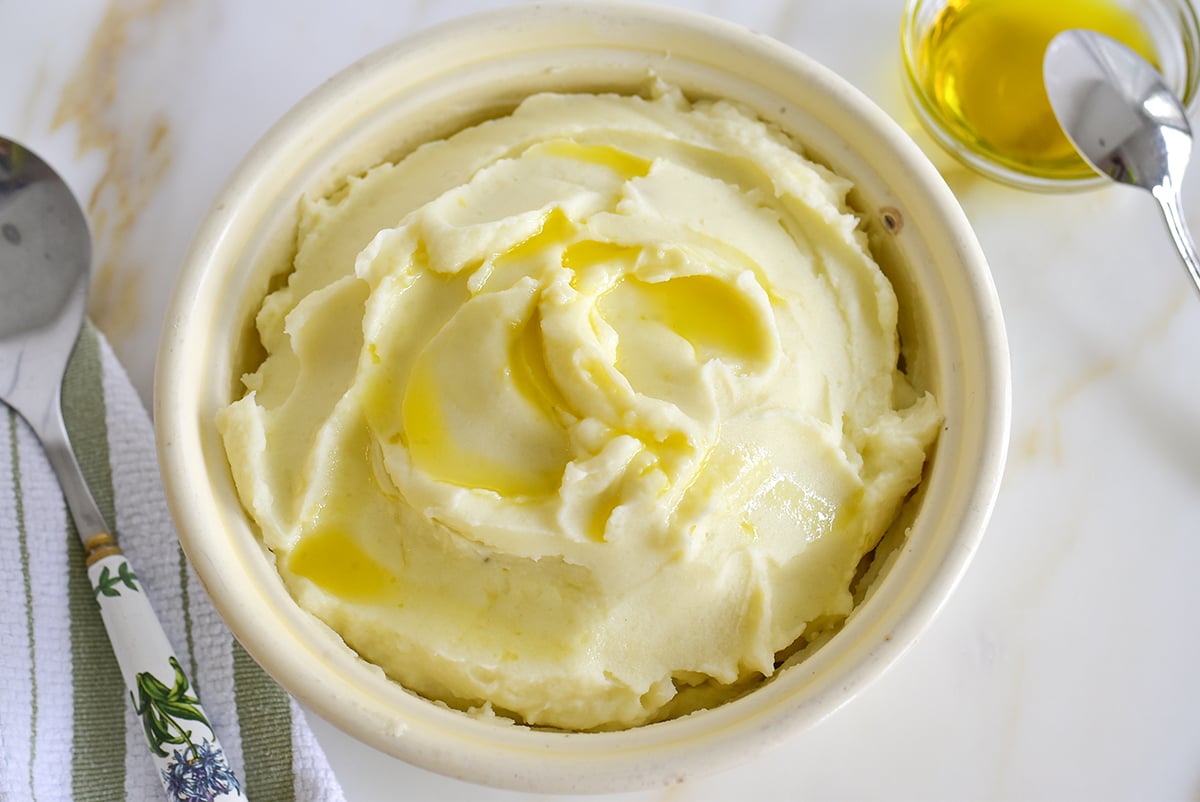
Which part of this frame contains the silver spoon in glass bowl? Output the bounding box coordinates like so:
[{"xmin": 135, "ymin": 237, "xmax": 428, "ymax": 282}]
[
  {"xmin": 1044, "ymin": 28, "xmax": 1200, "ymax": 296},
  {"xmin": 0, "ymin": 138, "xmax": 243, "ymax": 800}
]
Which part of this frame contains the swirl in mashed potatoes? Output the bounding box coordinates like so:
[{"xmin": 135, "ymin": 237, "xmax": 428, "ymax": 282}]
[{"xmin": 218, "ymin": 84, "xmax": 941, "ymax": 731}]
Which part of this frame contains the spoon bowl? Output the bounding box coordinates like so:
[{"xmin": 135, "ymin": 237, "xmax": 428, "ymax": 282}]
[
  {"xmin": 1045, "ymin": 28, "xmax": 1200, "ymax": 294},
  {"xmin": 0, "ymin": 141, "xmax": 90, "ymax": 423}
]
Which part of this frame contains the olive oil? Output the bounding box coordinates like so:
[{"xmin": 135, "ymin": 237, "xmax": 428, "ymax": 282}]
[
  {"xmin": 288, "ymin": 526, "xmax": 398, "ymax": 602},
  {"xmin": 916, "ymin": 0, "xmax": 1159, "ymax": 180}
]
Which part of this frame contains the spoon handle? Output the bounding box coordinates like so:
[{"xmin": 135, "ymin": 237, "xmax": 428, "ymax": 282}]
[
  {"xmin": 37, "ymin": 402, "xmax": 245, "ymax": 801},
  {"xmin": 1152, "ymin": 182, "xmax": 1200, "ymax": 298},
  {"xmin": 85, "ymin": 542, "xmax": 245, "ymax": 801}
]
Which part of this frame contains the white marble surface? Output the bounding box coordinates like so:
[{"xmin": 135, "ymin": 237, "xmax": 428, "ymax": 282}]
[{"xmin": 5, "ymin": 0, "xmax": 1199, "ymax": 799}]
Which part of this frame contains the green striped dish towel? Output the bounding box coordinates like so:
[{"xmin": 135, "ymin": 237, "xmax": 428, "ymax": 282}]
[{"xmin": 0, "ymin": 324, "xmax": 345, "ymax": 802}]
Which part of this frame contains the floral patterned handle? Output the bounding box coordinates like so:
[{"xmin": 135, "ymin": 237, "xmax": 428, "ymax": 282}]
[{"xmin": 85, "ymin": 533, "xmax": 245, "ymax": 801}]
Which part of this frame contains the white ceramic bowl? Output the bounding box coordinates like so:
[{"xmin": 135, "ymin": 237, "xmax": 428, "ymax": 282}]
[{"xmin": 156, "ymin": 2, "xmax": 1010, "ymax": 793}]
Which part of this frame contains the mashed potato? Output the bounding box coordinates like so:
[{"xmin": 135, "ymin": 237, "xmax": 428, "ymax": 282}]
[{"xmin": 218, "ymin": 84, "xmax": 941, "ymax": 731}]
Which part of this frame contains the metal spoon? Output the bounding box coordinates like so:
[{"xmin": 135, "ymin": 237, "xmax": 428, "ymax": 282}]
[
  {"xmin": 0, "ymin": 139, "xmax": 243, "ymax": 800},
  {"xmin": 1044, "ymin": 28, "xmax": 1200, "ymax": 296}
]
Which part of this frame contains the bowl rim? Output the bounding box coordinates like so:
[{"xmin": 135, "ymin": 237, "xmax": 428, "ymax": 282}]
[{"xmin": 155, "ymin": 1, "xmax": 1012, "ymax": 792}]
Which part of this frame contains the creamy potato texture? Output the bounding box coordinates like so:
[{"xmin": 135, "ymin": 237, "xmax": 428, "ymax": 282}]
[{"xmin": 219, "ymin": 85, "xmax": 942, "ymax": 730}]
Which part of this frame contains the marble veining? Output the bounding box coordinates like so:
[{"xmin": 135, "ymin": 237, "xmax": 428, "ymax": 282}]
[
  {"xmin": 51, "ymin": 0, "xmax": 179, "ymax": 385},
  {"xmin": 3, "ymin": 0, "xmax": 1199, "ymax": 800}
]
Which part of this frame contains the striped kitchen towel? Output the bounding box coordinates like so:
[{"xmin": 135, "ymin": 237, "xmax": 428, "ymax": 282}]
[{"xmin": 0, "ymin": 323, "xmax": 345, "ymax": 802}]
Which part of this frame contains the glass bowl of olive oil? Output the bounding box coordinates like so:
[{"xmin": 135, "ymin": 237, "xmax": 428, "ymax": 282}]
[{"xmin": 902, "ymin": 0, "xmax": 1200, "ymax": 190}]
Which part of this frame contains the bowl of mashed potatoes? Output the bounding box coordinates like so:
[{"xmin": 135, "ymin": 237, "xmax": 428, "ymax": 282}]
[{"xmin": 156, "ymin": 2, "xmax": 1009, "ymax": 792}]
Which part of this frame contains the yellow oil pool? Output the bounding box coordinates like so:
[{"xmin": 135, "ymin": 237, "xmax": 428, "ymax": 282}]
[{"xmin": 915, "ymin": 0, "xmax": 1158, "ymax": 179}]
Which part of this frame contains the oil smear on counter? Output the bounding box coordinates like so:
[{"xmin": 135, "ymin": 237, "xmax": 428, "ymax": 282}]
[{"xmin": 916, "ymin": 0, "xmax": 1159, "ymax": 179}]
